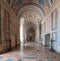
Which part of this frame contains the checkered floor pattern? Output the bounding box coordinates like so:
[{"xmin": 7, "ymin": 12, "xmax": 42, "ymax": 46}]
[{"xmin": 0, "ymin": 43, "xmax": 60, "ymax": 61}]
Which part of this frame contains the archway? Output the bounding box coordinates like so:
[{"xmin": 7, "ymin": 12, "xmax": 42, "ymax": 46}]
[
  {"xmin": 19, "ymin": 8, "xmax": 42, "ymax": 51},
  {"xmin": 27, "ymin": 28, "xmax": 35, "ymax": 42},
  {"xmin": 23, "ymin": 22, "xmax": 36, "ymax": 42}
]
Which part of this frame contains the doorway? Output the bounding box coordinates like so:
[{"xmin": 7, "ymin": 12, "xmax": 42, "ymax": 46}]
[
  {"xmin": 27, "ymin": 28, "xmax": 35, "ymax": 42},
  {"xmin": 15, "ymin": 35, "xmax": 17, "ymax": 46},
  {"xmin": 45, "ymin": 34, "xmax": 50, "ymax": 47},
  {"xmin": 30, "ymin": 36, "xmax": 32, "ymax": 41}
]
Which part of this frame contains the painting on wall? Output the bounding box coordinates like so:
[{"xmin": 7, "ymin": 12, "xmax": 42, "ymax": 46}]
[
  {"xmin": 44, "ymin": 16, "xmax": 51, "ymax": 33},
  {"xmin": 4, "ymin": 9, "xmax": 10, "ymax": 41},
  {"xmin": 52, "ymin": 10, "xmax": 57, "ymax": 30},
  {"xmin": 4, "ymin": 9, "xmax": 10, "ymax": 31}
]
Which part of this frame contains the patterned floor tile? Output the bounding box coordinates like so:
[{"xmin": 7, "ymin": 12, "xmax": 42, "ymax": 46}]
[
  {"xmin": 0, "ymin": 43, "xmax": 60, "ymax": 61},
  {"xmin": 22, "ymin": 56, "xmax": 37, "ymax": 59},
  {"xmin": 22, "ymin": 59, "xmax": 37, "ymax": 61},
  {"xmin": 17, "ymin": 59, "xmax": 22, "ymax": 61},
  {"xmin": 0, "ymin": 56, "xmax": 3, "ymax": 61},
  {"xmin": 39, "ymin": 59, "xmax": 42, "ymax": 61},
  {"xmin": 47, "ymin": 59, "xmax": 54, "ymax": 61},
  {"xmin": 6, "ymin": 59, "xmax": 14, "ymax": 61}
]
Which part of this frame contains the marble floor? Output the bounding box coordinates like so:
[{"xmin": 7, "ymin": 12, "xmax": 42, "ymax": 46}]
[{"xmin": 0, "ymin": 42, "xmax": 60, "ymax": 61}]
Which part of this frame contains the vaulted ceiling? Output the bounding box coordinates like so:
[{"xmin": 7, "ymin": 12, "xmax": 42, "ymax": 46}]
[
  {"xmin": 6, "ymin": 0, "xmax": 56, "ymax": 33},
  {"xmin": 7, "ymin": 0, "xmax": 56, "ymax": 16}
]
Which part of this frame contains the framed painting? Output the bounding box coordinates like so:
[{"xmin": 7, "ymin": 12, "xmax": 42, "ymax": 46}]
[{"xmin": 52, "ymin": 10, "xmax": 57, "ymax": 30}]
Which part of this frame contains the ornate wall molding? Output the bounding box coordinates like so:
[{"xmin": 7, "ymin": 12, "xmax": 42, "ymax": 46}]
[
  {"xmin": 41, "ymin": 0, "xmax": 60, "ymax": 24},
  {"xmin": 17, "ymin": 5, "xmax": 45, "ymax": 20},
  {"xmin": 0, "ymin": 0, "xmax": 19, "ymax": 24}
]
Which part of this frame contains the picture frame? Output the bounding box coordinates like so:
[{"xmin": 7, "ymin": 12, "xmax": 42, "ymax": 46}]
[{"xmin": 52, "ymin": 10, "xmax": 57, "ymax": 30}]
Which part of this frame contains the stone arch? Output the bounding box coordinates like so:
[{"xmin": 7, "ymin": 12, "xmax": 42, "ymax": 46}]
[{"xmin": 18, "ymin": 5, "xmax": 45, "ymax": 19}]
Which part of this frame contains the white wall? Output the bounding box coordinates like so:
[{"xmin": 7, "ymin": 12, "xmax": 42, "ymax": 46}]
[{"xmin": 53, "ymin": 6, "xmax": 60, "ymax": 54}]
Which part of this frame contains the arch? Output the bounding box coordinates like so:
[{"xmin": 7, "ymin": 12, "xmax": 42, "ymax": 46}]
[
  {"xmin": 17, "ymin": 3, "xmax": 45, "ymax": 14},
  {"xmin": 17, "ymin": 5, "xmax": 45, "ymax": 19}
]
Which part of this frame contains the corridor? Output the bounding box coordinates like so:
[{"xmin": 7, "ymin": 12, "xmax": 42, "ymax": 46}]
[
  {"xmin": 0, "ymin": 0, "xmax": 60, "ymax": 61},
  {"xmin": 0, "ymin": 42, "xmax": 60, "ymax": 61}
]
